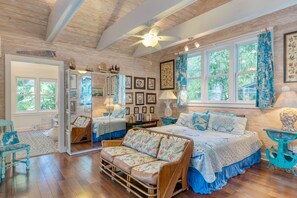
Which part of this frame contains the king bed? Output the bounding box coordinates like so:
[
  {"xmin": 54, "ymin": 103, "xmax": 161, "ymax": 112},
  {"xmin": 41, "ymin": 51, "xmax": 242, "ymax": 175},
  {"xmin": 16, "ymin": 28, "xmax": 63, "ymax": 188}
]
[{"xmin": 151, "ymin": 111, "xmax": 262, "ymax": 194}]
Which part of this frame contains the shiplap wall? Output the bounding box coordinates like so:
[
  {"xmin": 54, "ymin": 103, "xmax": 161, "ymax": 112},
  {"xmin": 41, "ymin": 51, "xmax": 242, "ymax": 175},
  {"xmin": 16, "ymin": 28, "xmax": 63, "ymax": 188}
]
[{"xmin": 153, "ymin": 5, "xmax": 297, "ymax": 149}]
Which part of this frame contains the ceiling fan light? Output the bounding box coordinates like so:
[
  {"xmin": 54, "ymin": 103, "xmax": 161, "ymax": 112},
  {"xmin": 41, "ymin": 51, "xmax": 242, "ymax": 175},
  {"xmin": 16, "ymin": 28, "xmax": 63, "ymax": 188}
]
[
  {"xmin": 184, "ymin": 45, "xmax": 189, "ymax": 52},
  {"xmin": 142, "ymin": 33, "xmax": 159, "ymax": 47},
  {"xmin": 194, "ymin": 42, "xmax": 200, "ymax": 48}
]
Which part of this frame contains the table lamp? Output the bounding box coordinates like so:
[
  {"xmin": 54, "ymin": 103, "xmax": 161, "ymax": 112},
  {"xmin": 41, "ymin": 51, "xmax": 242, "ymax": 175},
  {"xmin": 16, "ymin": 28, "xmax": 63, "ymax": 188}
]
[
  {"xmin": 104, "ymin": 96, "xmax": 114, "ymax": 112},
  {"xmin": 159, "ymin": 90, "xmax": 177, "ymax": 117},
  {"xmin": 274, "ymin": 86, "xmax": 297, "ymax": 132}
]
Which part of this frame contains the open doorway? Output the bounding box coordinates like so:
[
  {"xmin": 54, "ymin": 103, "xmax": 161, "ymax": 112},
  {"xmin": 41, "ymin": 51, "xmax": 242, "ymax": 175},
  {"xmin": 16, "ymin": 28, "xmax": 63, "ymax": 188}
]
[{"xmin": 5, "ymin": 55, "xmax": 65, "ymax": 157}]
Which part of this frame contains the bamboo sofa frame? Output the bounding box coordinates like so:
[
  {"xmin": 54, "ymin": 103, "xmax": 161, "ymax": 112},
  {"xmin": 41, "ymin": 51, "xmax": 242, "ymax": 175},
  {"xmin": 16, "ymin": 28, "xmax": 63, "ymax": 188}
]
[{"xmin": 99, "ymin": 127, "xmax": 194, "ymax": 198}]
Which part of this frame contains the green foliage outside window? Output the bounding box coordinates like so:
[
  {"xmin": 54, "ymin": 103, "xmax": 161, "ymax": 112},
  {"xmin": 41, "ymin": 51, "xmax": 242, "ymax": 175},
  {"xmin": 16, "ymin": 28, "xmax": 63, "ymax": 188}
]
[
  {"xmin": 40, "ymin": 81, "xmax": 57, "ymax": 110},
  {"xmin": 17, "ymin": 79, "xmax": 35, "ymax": 111}
]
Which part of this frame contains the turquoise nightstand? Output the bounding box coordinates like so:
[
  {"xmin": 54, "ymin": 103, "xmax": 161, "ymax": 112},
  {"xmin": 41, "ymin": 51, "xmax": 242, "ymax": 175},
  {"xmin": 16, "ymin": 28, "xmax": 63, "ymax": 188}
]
[
  {"xmin": 264, "ymin": 128, "xmax": 297, "ymax": 176},
  {"xmin": 160, "ymin": 117, "xmax": 178, "ymax": 126}
]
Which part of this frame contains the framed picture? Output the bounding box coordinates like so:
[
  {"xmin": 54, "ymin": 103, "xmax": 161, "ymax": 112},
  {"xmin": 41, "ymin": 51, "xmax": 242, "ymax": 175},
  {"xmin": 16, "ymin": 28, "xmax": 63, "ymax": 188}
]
[
  {"xmin": 142, "ymin": 106, "xmax": 147, "ymax": 114},
  {"xmin": 146, "ymin": 93, "xmax": 156, "ymax": 104},
  {"xmin": 134, "ymin": 77, "xmax": 146, "ymax": 89},
  {"xmin": 147, "ymin": 77, "xmax": 156, "ymax": 90},
  {"xmin": 70, "ymin": 101, "xmax": 76, "ymax": 114},
  {"xmin": 135, "ymin": 92, "xmax": 144, "ymax": 105},
  {"xmin": 125, "ymin": 75, "xmax": 132, "ymax": 89},
  {"xmin": 70, "ymin": 90, "xmax": 77, "ymax": 99},
  {"xmin": 126, "ymin": 107, "xmax": 130, "ymax": 115},
  {"xmin": 150, "ymin": 106, "xmax": 155, "ymax": 114},
  {"xmin": 92, "ymin": 88, "xmax": 104, "ymax": 97},
  {"xmin": 111, "ymin": 75, "xmax": 117, "ymax": 95},
  {"xmin": 160, "ymin": 60, "xmax": 175, "ymax": 90},
  {"xmin": 284, "ymin": 31, "xmax": 297, "ymax": 83},
  {"xmin": 134, "ymin": 107, "xmax": 139, "ymax": 114},
  {"xmin": 125, "ymin": 92, "xmax": 133, "ymax": 104},
  {"xmin": 70, "ymin": 74, "xmax": 77, "ymax": 89}
]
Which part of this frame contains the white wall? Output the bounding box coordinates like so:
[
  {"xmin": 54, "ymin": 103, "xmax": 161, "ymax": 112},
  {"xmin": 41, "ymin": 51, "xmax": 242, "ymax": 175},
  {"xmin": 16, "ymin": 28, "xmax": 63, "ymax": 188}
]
[{"xmin": 11, "ymin": 61, "xmax": 59, "ymax": 131}]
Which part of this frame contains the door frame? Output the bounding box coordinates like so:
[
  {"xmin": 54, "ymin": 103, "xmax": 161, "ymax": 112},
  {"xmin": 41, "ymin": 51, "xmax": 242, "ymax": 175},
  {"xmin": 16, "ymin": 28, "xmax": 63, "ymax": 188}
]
[{"xmin": 5, "ymin": 54, "xmax": 66, "ymax": 152}]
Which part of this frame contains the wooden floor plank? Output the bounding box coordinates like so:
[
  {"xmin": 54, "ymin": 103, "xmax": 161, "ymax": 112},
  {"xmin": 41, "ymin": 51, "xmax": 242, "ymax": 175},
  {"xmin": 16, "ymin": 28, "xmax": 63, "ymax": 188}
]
[{"xmin": 1, "ymin": 152, "xmax": 297, "ymax": 198}]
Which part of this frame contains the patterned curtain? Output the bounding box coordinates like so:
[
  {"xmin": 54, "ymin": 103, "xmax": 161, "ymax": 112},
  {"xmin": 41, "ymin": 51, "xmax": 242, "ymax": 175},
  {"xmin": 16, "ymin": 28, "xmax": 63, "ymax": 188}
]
[
  {"xmin": 175, "ymin": 54, "xmax": 188, "ymax": 106},
  {"xmin": 256, "ymin": 31, "xmax": 276, "ymax": 108},
  {"xmin": 113, "ymin": 75, "xmax": 125, "ymax": 105}
]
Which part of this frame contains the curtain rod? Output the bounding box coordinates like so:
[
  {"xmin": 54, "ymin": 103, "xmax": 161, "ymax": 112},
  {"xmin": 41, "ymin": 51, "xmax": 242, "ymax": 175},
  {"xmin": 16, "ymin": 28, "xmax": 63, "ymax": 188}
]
[{"xmin": 175, "ymin": 26, "xmax": 274, "ymax": 56}]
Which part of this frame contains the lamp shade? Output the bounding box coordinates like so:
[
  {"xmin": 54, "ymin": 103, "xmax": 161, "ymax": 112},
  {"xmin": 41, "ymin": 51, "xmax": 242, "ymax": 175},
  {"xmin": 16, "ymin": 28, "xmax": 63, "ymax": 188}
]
[
  {"xmin": 159, "ymin": 90, "xmax": 177, "ymax": 100},
  {"xmin": 274, "ymin": 86, "xmax": 297, "ymax": 108}
]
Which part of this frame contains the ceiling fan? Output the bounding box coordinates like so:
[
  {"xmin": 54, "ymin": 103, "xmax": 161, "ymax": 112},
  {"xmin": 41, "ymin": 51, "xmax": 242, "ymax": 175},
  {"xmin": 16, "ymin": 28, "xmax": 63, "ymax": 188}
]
[{"xmin": 129, "ymin": 26, "xmax": 179, "ymax": 49}]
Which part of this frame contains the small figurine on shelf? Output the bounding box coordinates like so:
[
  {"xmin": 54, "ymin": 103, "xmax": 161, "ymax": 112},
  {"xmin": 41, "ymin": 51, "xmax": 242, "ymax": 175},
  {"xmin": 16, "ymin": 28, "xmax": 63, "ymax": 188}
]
[
  {"xmin": 98, "ymin": 62, "xmax": 108, "ymax": 73},
  {"xmin": 68, "ymin": 58, "xmax": 76, "ymax": 70},
  {"xmin": 109, "ymin": 64, "xmax": 120, "ymax": 74}
]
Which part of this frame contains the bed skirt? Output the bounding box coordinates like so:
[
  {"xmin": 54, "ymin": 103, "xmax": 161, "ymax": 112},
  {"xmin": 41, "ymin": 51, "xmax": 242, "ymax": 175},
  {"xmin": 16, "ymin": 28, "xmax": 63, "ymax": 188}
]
[
  {"xmin": 188, "ymin": 149, "xmax": 261, "ymax": 194},
  {"xmin": 92, "ymin": 129, "xmax": 126, "ymax": 143}
]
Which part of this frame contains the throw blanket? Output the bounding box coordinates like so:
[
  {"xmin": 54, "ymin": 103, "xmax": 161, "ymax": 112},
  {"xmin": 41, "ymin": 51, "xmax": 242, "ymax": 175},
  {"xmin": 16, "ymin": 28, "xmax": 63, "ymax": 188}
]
[
  {"xmin": 92, "ymin": 117, "xmax": 126, "ymax": 138},
  {"xmin": 151, "ymin": 125, "xmax": 262, "ymax": 183}
]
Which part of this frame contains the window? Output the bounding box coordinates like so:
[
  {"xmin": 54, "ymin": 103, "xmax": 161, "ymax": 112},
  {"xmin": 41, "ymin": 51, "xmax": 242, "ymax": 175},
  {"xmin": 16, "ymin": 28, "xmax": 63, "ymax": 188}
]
[
  {"xmin": 186, "ymin": 36, "xmax": 258, "ymax": 107},
  {"xmin": 16, "ymin": 78, "xmax": 36, "ymax": 111},
  {"xmin": 207, "ymin": 48, "xmax": 230, "ymax": 101},
  {"xmin": 40, "ymin": 80, "xmax": 57, "ymax": 110},
  {"xmin": 187, "ymin": 54, "xmax": 202, "ymax": 101},
  {"xmin": 237, "ymin": 42, "xmax": 257, "ymax": 101}
]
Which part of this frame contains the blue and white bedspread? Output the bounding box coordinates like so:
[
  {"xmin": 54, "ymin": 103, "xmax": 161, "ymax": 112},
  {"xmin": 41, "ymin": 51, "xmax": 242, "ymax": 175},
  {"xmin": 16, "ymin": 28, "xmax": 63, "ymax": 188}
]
[
  {"xmin": 92, "ymin": 117, "xmax": 126, "ymax": 138},
  {"xmin": 151, "ymin": 125, "xmax": 262, "ymax": 183}
]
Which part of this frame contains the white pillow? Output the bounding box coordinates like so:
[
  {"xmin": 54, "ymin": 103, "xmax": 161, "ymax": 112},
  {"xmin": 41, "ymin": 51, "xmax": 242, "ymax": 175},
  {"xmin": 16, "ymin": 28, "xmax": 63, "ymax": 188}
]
[
  {"xmin": 207, "ymin": 113, "xmax": 247, "ymax": 135},
  {"xmin": 175, "ymin": 113, "xmax": 194, "ymax": 128}
]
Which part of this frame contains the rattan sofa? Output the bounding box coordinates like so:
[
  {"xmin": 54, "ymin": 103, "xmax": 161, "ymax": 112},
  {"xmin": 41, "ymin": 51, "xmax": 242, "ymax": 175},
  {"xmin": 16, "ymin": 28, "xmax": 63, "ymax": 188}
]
[{"xmin": 99, "ymin": 127, "xmax": 193, "ymax": 198}]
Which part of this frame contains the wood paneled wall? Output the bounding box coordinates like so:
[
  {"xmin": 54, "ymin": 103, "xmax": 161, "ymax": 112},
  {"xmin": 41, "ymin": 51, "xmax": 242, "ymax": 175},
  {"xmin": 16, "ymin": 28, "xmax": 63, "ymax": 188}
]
[{"xmin": 153, "ymin": 5, "xmax": 297, "ymax": 149}]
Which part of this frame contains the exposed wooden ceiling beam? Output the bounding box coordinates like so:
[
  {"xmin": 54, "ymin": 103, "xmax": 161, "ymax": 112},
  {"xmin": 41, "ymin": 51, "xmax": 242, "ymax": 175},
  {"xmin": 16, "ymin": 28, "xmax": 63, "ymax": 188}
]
[
  {"xmin": 133, "ymin": 0, "xmax": 297, "ymax": 57},
  {"xmin": 96, "ymin": 0, "xmax": 197, "ymax": 51},
  {"xmin": 46, "ymin": 0, "xmax": 84, "ymax": 42}
]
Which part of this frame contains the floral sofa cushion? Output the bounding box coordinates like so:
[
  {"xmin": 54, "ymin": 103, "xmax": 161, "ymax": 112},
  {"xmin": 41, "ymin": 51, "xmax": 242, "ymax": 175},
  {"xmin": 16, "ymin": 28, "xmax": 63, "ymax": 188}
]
[
  {"xmin": 101, "ymin": 146, "xmax": 138, "ymax": 162},
  {"xmin": 157, "ymin": 138, "xmax": 186, "ymax": 162},
  {"xmin": 131, "ymin": 161, "xmax": 168, "ymax": 185},
  {"xmin": 208, "ymin": 113, "xmax": 247, "ymax": 135},
  {"xmin": 113, "ymin": 153, "xmax": 157, "ymax": 174},
  {"xmin": 134, "ymin": 133, "xmax": 163, "ymax": 158},
  {"xmin": 122, "ymin": 129, "xmax": 147, "ymax": 149}
]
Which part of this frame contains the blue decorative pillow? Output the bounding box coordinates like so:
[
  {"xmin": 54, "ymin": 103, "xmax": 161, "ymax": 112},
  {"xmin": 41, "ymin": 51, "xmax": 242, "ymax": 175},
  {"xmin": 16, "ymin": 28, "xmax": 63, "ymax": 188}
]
[
  {"xmin": 192, "ymin": 113, "xmax": 210, "ymax": 131},
  {"xmin": 208, "ymin": 111, "xmax": 236, "ymax": 117},
  {"xmin": 1, "ymin": 132, "xmax": 20, "ymax": 146},
  {"xmin": 112, "ymin": 108, "xmax": 126, "ymax": 118}
]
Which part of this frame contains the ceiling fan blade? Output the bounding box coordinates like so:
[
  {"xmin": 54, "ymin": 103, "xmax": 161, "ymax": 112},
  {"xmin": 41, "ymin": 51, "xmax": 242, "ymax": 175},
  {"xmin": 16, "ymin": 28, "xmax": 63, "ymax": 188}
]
[
  {"xmin": 158, "ymin": 35, "xmax": 180, "ymax": 41},
  {"xmin": 129, "ymin": 40, "xmax": 143, "ymax": 47},
  {"xmin": 154, "ymin": 43, "xmax": 162, "ymax": 50},
  {"xmin": 129, "ymin": 35, "xmax": 145, "ymax": 39},
  {"xmin": 149, "ymin": 26, "xmax": 161, "ymax": 35}
]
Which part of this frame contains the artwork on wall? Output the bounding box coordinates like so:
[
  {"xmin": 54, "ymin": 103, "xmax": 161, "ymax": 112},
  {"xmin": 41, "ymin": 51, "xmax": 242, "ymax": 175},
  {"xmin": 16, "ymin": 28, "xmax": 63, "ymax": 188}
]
[
  {"xmin": 92, "ymin": 88, "xmax": 104, "ymax": 97},
  {"xmin": 146, "ymin": 93, "xmax": 157, "ymax": 104},
  {"xmin": 142, "ymin": 106, "xmax": 147, "ymax": 113},
  {"xmin": 147, "ymin": 77, "xmax": 156, "ymax": 90},
  {"xmin": 70, "ymin": 101, "xmax": 76, "ymax": 114},
  {"xmin": 125, "ymin": 92, "xmax": 133, "ymax": 104},
  {"xmin": 134, "ymin": 77, "xmax": 146, "ymax": 89},
  {"xmin": 125, "ymin": 75, "xmax": 132, "ymax": 89},
  {"xmin": 160, "ymin": 60, "xmax": 175, "ymax": 90},
  {"xmin": 70, "ymin": 74, "xmax": 77, "ymax": 89},
  {"xmin": 135, "ymin": 92, "xmax": 145, "ymax": 105},
  {"xmin": 284, "ymin": 31, "xmax": 297, "ymax": 83},
  {"xmin": 150, "ymin": 106, "xmax": 155, "ymax": 113},
  {"xmin": 126, "ymin": 107, "xmax": 130, "ymax": 115},
  {"xmin": 134, "ymin": 107, "xmax": 139, "ymax": 114},
  {"xmin": 70, "ymin": 90, "xmax": 77, "ymax": 99}
]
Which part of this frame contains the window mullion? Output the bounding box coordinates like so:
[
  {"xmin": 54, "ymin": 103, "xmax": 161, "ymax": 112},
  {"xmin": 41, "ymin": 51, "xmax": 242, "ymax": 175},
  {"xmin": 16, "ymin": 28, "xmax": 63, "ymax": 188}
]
[
  {"xmin": 202, "ymin": 50, "xmax": 207, "ymax": 102},
  {"xmin": 229, "ymin": 44, "xmax": 235, "ymax": 103}
]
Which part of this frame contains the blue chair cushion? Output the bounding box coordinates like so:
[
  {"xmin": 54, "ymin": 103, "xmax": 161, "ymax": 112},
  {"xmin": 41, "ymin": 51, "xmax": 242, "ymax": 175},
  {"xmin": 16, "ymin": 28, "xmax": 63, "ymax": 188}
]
[
  {"xmin": 0, "ymin": 144, "xmax": 30, "ymax": 153},
  {"xmin": 1, "ymin": 131, "xmax": 20, "ymax": 146}
]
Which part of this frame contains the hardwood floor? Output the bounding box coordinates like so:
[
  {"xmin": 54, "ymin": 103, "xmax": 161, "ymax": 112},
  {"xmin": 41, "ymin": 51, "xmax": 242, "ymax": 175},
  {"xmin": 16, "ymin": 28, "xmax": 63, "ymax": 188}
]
[
  {"xmin": 71, "ymin": 142, "xmax": 102, "ymax": 153},
  {"xmin": 1, "ymin": 152, "xmax": 297, "ymax": 198}
]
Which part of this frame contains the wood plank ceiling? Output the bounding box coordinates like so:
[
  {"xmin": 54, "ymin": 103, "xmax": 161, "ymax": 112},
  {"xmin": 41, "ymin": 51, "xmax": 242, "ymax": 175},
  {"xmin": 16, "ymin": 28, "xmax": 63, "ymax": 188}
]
[{"xmin": 0, "ymin": 0, "xmax": 231, "ymax": 56}]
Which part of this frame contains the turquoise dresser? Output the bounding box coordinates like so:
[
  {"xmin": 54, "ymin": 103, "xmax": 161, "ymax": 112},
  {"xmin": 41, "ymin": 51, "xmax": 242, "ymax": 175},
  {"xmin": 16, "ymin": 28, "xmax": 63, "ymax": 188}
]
[
  {"xmin": 160, "ymin": 117, "xmax": 178, "ymax": 126},
  {"xmin": 264, "ymin": 128, "xmax": 297, "ymax": 176}
]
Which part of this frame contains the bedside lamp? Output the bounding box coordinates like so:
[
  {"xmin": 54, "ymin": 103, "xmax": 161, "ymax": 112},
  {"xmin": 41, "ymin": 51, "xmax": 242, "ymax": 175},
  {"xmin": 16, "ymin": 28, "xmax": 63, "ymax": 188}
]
[
  {"xmin": 159, "ymin": 90, "xmax": 177, "ymax": 117},
  {"xmin": 274, "ymin": 86, "xmax": 297, "ymax": 132},
  {"xmin": 104, "ymin": 96, "xmax": 114, "ymax": 112}
]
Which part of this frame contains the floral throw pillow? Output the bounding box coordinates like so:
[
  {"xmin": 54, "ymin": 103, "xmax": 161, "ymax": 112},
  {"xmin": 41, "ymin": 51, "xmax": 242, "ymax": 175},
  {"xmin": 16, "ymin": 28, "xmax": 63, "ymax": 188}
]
[
  {"xmin": 175, "ymin": 113, "xmax": 193, "ymax": 128},
  {"xmin": 136, "ymin": 134, "xmax": 163, "ymax": 157},
  {"xmin": 207, "ymin": 114, "xmax": 247, "ymax": 135},
  {"xmin": 192, "ymin": 113, "xmax": 210, "ymax": 131},
  {"xmin": 123, "ymin": 129, "xmax": 146, "ymax": 149},
  {"xmin": 157, "ymin": 138, "xmax": 186, "ymax": 162}
]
